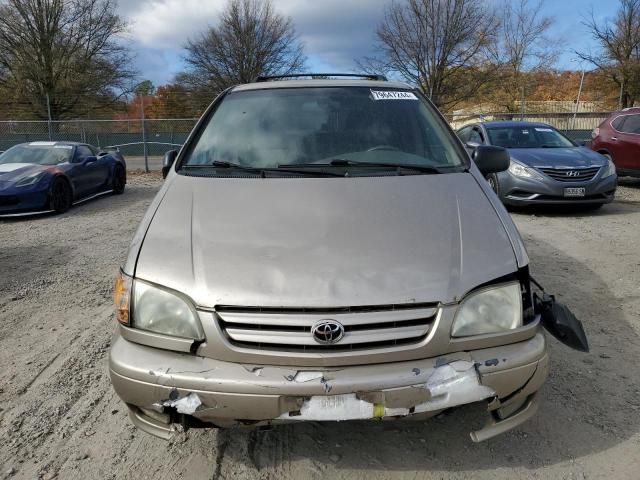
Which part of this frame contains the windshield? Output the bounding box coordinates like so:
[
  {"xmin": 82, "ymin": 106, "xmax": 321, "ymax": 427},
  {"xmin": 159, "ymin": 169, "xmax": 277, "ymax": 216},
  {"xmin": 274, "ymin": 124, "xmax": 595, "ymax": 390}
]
[
  {"xmin": 486, "ymin": 126, "xmax": 575, "ymax": 149},
  {"xmin": 0, "ymin": 144, "xmax": 73, "ymax": 165},
  {"xmin": 181, "ymin": 87, "xmax": 465, "ymax": 173}
]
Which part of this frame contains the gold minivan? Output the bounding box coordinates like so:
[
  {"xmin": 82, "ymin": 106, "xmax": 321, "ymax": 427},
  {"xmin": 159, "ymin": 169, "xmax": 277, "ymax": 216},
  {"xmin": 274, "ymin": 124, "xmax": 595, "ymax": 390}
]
[{"xmin": 109, "ymin": 74, "xmax": 588, "ymax": 442}]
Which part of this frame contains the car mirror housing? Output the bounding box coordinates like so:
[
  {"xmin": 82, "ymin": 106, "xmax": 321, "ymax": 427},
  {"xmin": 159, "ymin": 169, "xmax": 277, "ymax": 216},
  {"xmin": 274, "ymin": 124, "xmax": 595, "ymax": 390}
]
[
  {"xmin": 162, "ymin": 150, "xmax": 178, "ymax": 179},
  {"xmin": 472, "ymin": 145, "xmax": 510, "ymax": 176},
  {"xmin": 84, "ymin": 155, "xmax": 98, "ymax": 165}
]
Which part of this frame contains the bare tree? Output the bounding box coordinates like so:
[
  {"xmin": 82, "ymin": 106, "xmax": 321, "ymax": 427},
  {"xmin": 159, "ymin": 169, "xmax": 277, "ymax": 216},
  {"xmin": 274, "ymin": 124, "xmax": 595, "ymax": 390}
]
[
  {"xmin": 181, "ymin": 0, "xmax": 306, "ymax": 93},
  {"xmin": 493, "ymin": 0, "xmax": 554, "ymax": 74},
  {"xmin": 489, "ymin": 0, "xmax": 556, "ymax": 111},
  {"xmin": 577, "ymin": 0, "xmax": 640, "ymax": 108},
  {"xmin": 0, "ymin": 0, "xmax": 135, "ymax": 120},
  {"xmin": 359, "ymin": 0, "xmax": 498, "ymax": 110}
]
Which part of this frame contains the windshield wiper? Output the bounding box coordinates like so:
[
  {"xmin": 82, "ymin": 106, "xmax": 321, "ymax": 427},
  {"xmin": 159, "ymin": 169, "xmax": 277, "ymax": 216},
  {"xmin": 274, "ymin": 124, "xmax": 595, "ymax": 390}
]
[
  {"xmin": 182, "ymin": 160, "xmax": 344, "ymax": 177},
  {"xmin": 280, "ymin": 158, "xmax": 444, "ymax": 174}
]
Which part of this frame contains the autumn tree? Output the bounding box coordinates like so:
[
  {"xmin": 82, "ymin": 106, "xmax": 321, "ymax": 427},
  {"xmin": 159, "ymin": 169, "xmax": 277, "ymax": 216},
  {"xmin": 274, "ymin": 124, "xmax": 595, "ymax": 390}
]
[
  {"xmin": 134, "ymin": 80, "xmax": 156, "ymax": 97},
  {"xmin": 578, "ymin": 0, "xmax": 640, "ymax": 108},
  {"xmin": 0, "ymin": 0, "xmax": 135, "ymax": 120},
  {"xmin": 488, "ymin": 0, "xmax": 556, "ymax": 111},
  {"xmin": 181, "ymin": 0, "xmax": 306, "ymax": 94},
  {"xmin": 146, "ymin": 84, "xmax": 207, "ymax": 119}
]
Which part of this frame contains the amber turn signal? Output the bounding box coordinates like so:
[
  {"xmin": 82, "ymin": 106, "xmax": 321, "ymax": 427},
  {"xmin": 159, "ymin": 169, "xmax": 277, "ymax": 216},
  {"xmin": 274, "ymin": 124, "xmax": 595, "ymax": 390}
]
[{"xmin": 114, "ymin": 270, "xmax": 132, "ymax": 325}]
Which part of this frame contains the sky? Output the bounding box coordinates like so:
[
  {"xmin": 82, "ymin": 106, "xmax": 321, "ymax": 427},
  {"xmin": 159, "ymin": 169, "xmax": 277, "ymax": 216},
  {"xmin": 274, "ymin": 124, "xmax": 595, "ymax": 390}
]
[{"xmin": 118, "ymin": 0, "xmax": 621, "ymax": 87}]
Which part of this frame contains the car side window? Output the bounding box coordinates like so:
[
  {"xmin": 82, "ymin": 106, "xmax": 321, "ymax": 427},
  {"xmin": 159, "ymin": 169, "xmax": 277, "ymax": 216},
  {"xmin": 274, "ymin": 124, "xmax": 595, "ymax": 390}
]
[
  {"xmin": 75, "ymin": 145, "xmax": 93, "ymax": 162},
  {"xmin": 619, "ymin": 114, "xmax": 640, "ymax": 134},
  {"xmin": 457, "ymin": 126, "xmax": 471, "ymax": 143},
  {"xmin": 611, "ymin": 116, "xmax": 626, "ymax": 131},
  {"xmin": 468, "ymin": 128, "xmax": 483, "ymax": 144}
]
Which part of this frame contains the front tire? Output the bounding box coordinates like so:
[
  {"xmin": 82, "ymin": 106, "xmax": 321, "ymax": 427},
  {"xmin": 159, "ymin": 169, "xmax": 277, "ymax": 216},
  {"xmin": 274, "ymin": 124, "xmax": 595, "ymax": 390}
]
[
  {"xmin": 112, "ymin": 165, "xmax": 126, "ymax": 194},
  {"xmin": 485, "ymin": 173, "xmax": 500, "ymax": 196},
  {"xmin": 48, "ymin": 178, "xmax": 72, "ymax": 214}
]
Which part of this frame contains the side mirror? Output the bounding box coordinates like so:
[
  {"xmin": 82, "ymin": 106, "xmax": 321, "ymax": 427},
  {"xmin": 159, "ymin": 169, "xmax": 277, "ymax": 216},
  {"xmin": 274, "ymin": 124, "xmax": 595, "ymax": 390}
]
[
  {"xmin": 471, "ymin": 145, "xmax": 510, "ymax": 175},
  {"xmin": 84, "ymin": 156, "xmax": 97, "ymax": 165},
  {"xmin": 162, "ymin": 150, "xmax": 178, "ymax": 179}
]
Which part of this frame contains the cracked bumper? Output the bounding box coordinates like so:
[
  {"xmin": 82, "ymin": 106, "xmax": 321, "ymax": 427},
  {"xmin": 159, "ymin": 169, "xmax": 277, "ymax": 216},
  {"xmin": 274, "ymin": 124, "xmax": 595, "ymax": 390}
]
[{"xmin": 109, "ymin": 331, "xmax": 549, "ymax": 442}]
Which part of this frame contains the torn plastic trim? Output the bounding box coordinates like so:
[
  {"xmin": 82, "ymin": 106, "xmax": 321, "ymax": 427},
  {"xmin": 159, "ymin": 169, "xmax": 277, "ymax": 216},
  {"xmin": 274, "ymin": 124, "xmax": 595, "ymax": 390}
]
[
  {"xmin": 531, "ymin": 276, "xmax": 589, "ymax": 352},
  {"xmin": 161, "ymin": 392, "xmax": 202, "ymax": 414},
  {"xmin": 276, "ymin": 360, "xmax": 495, "ymax": 422}
]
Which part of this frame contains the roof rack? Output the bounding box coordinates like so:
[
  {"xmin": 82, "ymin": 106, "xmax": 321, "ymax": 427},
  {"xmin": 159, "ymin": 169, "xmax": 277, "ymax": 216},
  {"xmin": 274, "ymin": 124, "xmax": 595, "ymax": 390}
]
[{"xmin": 254, "ymin": 73, "xmax": 388, "ymax": 82}]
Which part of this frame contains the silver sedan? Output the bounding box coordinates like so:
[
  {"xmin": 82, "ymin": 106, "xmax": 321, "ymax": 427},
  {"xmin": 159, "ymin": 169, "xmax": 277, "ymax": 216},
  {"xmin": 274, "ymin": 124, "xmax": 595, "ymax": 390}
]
[{"xmin": 458, "ymin": 121, "xmax": 617, "ymax": 209}]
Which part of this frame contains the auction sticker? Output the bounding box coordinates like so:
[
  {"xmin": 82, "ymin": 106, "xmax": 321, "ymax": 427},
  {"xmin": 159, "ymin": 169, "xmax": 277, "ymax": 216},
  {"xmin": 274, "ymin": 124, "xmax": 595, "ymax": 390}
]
[{"xmin": 371, "ymin": 90, "xmax": 418, "ymax": 101}]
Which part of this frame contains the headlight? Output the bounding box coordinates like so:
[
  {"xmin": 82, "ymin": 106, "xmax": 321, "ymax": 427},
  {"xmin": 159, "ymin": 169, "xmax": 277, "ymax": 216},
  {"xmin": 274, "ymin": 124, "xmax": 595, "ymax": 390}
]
[
  {"xmin": 113, "ymin": 270, "xmax": 132, "ymax": 325},
  {"xmin": 451, "ymin": 283, "xmax": 522, "ymax": 337},
  {"xmin": 132, "ymin": 280, "xmax": 204, "ymax": 340},
  {"xmin": 508, "ymin": 160, "xmax": 543, "ymax": 180},
  {"xmin": 16, "ymin": 172, "xmax": 46, "ymax": 187},
  {"xmin": 602, "ymin": 158, "xmax": 616, "ymax": 178}
]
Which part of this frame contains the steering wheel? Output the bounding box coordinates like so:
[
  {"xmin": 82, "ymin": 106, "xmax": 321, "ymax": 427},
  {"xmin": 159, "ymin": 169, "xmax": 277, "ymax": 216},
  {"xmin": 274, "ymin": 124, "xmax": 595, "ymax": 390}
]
[{"xmin": 366, "ymin": 145, "xmax": 401, "ymax": 152}]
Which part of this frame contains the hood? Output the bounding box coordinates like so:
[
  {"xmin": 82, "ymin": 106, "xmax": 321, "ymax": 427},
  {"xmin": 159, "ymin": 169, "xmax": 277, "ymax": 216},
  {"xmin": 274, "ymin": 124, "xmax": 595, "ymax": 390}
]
[
  {"xmin": 135, "ymin": 173, "xmax": 518, "ymax": 308},
  {"xmin": 0, "ymin": 163, "xmax": 50, "ymax": 183},
  {"xmin": 509, "ymin": 147, "xmax": 606, "ymax": 169}
]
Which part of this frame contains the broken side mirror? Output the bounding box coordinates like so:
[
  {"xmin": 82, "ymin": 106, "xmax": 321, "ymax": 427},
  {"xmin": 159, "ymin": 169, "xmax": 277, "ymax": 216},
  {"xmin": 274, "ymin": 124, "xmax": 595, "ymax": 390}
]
[
  {"xmin": 534, "ymin": 292, "xmax": 589, "ymax": 352},
  {"xmin": 162, "ymin": 150, "xmax": 178, "ymax": 179}
]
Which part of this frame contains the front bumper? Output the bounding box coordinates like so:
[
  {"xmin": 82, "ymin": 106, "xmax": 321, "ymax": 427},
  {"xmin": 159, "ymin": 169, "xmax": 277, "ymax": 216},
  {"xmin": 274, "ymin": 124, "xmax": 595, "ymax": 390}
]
[
  {"xmin": 109, "ymin": 331, "xmax": 549, "ymax": 442},
  {"xmin": 497, "ymin": 170, "xmax": 617, "ymax": 206},
  {"xmin": 0, "ymin": 188, "xmax": 49, "ymax": 216}
]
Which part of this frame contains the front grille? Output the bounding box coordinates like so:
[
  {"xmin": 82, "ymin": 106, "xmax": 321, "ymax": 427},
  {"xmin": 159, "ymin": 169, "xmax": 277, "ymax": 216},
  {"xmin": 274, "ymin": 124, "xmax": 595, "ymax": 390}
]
[
  {"xmin": 538, "ymin": 167, "xmax": 600, "ymax": 182},
  {"xmin": 216, "ymin": 304, "xmax": 438, "ymax": 353},
  {"xmin": 0, "ymin": 196, "xmax": 19, "ymax": 206}
]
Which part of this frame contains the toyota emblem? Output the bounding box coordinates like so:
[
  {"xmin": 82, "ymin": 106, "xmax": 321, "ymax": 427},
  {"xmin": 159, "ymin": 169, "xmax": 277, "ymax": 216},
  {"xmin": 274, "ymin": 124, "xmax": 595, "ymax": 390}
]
[{"xmin": 311, "ymin": 320, "xmax": 345, "ymax": 345}]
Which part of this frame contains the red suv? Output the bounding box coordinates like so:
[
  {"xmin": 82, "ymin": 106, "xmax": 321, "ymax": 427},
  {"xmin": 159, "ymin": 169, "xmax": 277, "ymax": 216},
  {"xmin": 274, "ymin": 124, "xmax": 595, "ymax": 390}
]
[{"xmin": 591, "ymin": 108, "xmax": 640, "ymax": 177}]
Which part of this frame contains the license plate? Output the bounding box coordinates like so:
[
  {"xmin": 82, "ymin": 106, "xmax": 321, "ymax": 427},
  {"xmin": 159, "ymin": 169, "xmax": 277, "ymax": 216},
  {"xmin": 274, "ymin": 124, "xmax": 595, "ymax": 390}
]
[{"xmin": 564, "ymin": 187, "xmax": 586, "ymax": 197}]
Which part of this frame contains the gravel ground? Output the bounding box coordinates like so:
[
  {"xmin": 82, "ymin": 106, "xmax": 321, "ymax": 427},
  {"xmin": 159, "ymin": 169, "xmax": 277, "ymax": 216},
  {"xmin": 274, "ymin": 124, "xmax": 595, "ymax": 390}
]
[{"xmin": 1, "ymin": 174, "xmax": 639, "ymax": 480}]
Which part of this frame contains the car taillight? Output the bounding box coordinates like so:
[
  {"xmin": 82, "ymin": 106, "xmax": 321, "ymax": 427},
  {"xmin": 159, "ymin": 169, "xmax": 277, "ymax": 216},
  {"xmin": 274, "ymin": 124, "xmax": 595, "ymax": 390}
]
[
  {"xmin": 113, "ymin": 270, "xmax": 132, "ymax": 325},
  {"xmin": 592, "ymin": 128, "xmax": 599, "ymax": 139}
]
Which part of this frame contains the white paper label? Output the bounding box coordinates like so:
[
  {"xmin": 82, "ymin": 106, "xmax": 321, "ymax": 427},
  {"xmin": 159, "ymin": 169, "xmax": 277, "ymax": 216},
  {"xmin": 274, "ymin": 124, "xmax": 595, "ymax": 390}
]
[{"xmin": 371, "ymin": 90, "xmax": 418, "ymax": 101}]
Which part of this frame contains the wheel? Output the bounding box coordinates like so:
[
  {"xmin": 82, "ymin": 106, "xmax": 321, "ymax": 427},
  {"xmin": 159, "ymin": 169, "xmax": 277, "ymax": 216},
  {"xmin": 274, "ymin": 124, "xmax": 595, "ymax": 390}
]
[
  {"xmin": 485, "ymin": 173, "xmax": 500, "ymax": 196},
  {"xmin": 112, "ymin": 164, "xmax": 126, "ymax": 194},
  {"xmin": 48, "ymin": 177, "xmax": 72, "ymax": 214}
]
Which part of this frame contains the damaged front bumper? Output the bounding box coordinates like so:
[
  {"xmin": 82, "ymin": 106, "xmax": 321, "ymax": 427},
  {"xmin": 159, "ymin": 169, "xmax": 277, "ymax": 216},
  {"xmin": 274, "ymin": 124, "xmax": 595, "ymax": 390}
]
[{"xmin": 109, "ymin": 331, "xmax": 548, "ymax": 442}]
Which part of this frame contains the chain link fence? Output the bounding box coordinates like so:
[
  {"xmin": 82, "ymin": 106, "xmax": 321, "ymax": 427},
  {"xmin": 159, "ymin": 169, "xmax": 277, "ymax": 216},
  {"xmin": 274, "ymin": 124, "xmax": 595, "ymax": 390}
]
[
  {"xmin": 0, "ymin": 112, "xmax": 611, "ymax": 164},
  {"xmin": 0, "ymin": 118, "xmax": 199, "ymax": 157}
]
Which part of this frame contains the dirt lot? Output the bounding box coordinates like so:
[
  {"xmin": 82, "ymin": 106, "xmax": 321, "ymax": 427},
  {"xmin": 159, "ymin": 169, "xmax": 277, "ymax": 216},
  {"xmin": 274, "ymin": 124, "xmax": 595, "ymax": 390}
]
[{"xmin": 1, "ymin": 174, "xmax": 639, "ymax": 480}]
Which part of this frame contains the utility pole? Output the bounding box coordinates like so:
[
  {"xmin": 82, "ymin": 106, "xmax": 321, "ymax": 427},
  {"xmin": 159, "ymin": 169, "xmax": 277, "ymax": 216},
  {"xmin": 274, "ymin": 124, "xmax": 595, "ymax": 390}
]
[
  {"xmin": 572, "ymin": 70, "xmax": 585, "ymax": 131},
  {"xmin": 140, "ymin": 94, "xmax": 148, "ymax": 173},
  {"xmin": 46, "ymin": 93, "xmax": 53, "ymax": 141}
]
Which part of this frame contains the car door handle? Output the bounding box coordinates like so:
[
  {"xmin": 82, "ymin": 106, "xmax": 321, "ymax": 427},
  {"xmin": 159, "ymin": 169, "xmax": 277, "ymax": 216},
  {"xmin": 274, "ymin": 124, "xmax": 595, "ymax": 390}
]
[{"xmin": 610, "ymin": 136, "xmax": 618, "ymax": 141}]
